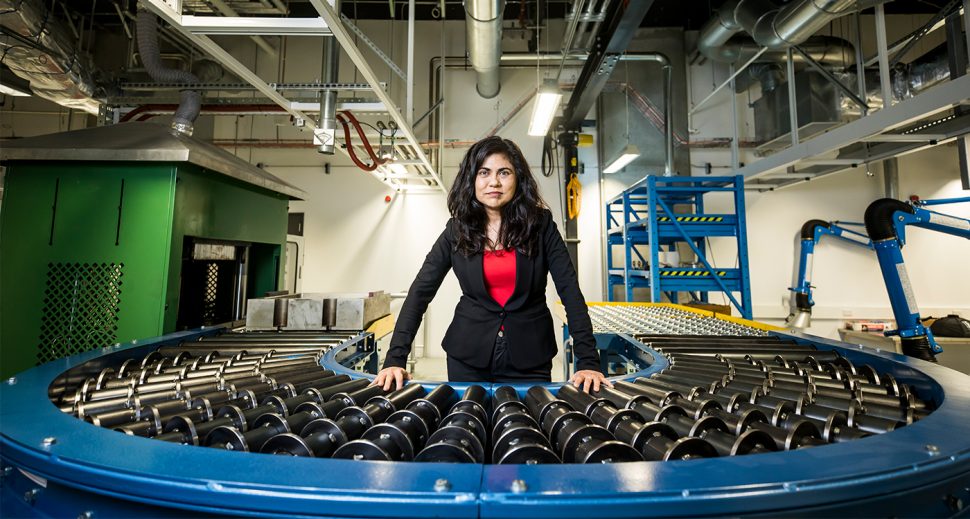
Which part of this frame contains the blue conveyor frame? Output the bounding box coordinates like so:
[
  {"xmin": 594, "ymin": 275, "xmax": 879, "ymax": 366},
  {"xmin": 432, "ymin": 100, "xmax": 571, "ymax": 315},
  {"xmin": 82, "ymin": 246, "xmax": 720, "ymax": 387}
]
[{"xmin": 3, "ymin": 326, "xmax": 970, "ymax": 517}]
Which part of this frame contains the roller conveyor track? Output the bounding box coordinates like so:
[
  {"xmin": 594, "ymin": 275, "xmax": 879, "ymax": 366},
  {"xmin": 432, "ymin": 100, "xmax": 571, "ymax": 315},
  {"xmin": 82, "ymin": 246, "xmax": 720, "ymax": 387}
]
[
  {"xmin": 4, "ymin": 306, "xmax": 970, "ymax": 517},
  {"xmin": 41, "ymin": 333, "xmax": 930, "ymax": 466}
]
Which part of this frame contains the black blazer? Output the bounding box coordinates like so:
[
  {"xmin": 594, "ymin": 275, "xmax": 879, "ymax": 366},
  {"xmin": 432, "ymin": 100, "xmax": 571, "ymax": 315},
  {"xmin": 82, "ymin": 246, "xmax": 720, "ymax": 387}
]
[{"xmin": 383, "ymin": 209, "xmax": 599, "ymax": 372}]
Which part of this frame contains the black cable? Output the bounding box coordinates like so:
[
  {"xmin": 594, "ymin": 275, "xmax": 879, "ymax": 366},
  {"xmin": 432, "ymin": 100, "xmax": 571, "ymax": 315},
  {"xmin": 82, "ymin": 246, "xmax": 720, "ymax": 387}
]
[{"xmin": 540, "ymin": 132, "xmax": 556, "ymax": 177}]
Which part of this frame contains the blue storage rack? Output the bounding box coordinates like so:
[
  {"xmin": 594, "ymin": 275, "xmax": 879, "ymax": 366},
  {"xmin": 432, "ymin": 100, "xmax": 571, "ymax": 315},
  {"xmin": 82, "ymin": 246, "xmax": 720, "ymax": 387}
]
[{"xmin": 605, "ymin": 175, "xmax": 753, "ymax": 319}]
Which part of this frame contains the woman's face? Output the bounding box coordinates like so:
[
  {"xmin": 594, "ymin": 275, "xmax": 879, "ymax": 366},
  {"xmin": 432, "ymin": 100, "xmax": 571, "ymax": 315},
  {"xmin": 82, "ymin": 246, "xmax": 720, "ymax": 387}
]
[{"xmin": 475, "ymin": 153, "xmax": 517, "ymax": 214}]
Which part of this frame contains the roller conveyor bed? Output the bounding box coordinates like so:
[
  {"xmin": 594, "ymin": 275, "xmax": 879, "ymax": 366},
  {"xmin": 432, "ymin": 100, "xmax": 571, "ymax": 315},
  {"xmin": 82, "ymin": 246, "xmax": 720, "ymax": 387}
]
[{"xmin": 1, "ymin": 304, "xmax": 969, "ymax": 517}]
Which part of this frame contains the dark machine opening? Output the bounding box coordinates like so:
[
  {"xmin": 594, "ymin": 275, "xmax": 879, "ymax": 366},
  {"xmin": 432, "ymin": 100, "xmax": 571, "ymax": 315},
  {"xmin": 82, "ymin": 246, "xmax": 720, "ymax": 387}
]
[{"xmin": 176, "ymin": 238, "xmax": 247, "ymax": 330}]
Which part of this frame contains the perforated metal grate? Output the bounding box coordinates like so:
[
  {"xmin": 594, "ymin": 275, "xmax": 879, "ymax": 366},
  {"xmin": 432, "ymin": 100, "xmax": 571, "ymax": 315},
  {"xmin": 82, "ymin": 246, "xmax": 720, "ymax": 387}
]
[
  {"xmin": 37, "ymin": 262, "xmax": 124, "ymax": 364},
  {"xmin": 203, "ymin": 263, "xmax": 219, "ymax": 324}
]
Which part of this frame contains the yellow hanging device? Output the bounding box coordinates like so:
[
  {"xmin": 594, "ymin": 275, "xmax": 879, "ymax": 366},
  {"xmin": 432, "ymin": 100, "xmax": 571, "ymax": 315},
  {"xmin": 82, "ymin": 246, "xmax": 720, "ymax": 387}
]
[{"xmin": 566, "ymin": 173, "xmax": 582, "ymax": 220}]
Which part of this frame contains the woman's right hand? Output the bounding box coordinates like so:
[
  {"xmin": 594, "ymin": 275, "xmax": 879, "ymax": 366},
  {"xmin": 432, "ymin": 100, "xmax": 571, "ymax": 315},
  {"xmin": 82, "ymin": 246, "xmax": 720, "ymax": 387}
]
[{"xmin": 373, "ymin": 366, "xmax": 412, "ymax": 391}]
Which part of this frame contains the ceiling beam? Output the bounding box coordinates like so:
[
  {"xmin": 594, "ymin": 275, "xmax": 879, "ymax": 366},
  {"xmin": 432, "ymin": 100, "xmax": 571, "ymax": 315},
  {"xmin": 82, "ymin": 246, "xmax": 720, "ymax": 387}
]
[{"xmin": 561, "ymin": 0, "xmax": 655, "ymax": 129}]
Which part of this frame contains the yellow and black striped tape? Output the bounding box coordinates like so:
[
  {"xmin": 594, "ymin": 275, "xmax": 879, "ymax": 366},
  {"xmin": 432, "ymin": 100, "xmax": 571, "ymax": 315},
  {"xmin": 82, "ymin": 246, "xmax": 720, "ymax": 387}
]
[
  {"xmin": 659, "ymin": 270, "xmax": 728, "ymax": 277},
  {"xmin": 657, "ymin": 216, "xmax": 724, "ymax": 222}
]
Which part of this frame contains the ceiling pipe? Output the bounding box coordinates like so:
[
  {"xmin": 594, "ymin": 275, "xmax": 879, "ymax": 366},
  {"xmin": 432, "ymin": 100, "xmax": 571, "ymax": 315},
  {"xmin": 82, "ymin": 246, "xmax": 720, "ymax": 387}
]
[
  {"xmin": 317, "ymin": 0, "xmax": 342, "ymax": 154},
  {"xmin": 697, "ymin": 0, "xmax": 856, "ymax": 64},
  {"xmin": 464, "ymin": 0, "xmax": 505, "ymax": 98}
]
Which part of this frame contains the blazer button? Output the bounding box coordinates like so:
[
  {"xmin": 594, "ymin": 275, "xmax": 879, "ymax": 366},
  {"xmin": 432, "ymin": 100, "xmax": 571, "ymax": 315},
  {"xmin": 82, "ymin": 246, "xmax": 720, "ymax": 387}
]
[{"xmin": 500, "ymin": 311, "xmax": 506, "ymax": 318}]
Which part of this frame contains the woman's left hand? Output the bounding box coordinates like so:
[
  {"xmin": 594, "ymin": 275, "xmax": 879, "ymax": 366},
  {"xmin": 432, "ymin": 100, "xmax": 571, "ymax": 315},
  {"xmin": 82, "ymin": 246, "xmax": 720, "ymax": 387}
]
[{"xmin": 571, "ymin": 370, "xmax": 613, "ymax": 393}]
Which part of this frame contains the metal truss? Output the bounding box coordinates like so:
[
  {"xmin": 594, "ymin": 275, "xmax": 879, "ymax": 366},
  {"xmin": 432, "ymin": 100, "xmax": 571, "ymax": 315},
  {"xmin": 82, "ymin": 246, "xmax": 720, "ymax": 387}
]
[
  {"xmin": 139, "ymin": 0, "xmax": 442, "ymax": 193},
  {"xmin": 735, "ymin": 74, "xmax": 970, "ymax": 191}
]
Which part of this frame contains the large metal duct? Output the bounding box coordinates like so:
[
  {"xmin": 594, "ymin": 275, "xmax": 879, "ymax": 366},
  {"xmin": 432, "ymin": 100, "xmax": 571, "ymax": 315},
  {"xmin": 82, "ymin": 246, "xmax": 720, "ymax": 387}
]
[
  {"xmin": 464, "ymin": 0, "xmax": 505, "ymax": 98},
  {"xmin": 697, "ymin": 0, "xmax": 856, "ymax": 63},
  {"xmin": 0, "ymin": 0, "xmax": 101, "ymax": 113}
]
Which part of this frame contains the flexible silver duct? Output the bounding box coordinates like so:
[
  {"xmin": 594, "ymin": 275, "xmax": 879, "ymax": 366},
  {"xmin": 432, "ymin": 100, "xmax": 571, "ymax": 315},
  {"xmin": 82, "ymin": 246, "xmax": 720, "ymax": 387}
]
[
  {"xmin": 839, "ymin": 41, "xmax": 953, "ymax": 116},
  {"xmin": 136, "ymin": 10, "xmax": 201, "ymax": 136},
  {"xmin": 0, "ymin": 0, "xmax": 100, "ymax": 113},
  {"xmin": 697, "ymin": 0, "xmax": 856, "ymax": 63},
  {"xmin": 464, "ymin": 0, "xmax": 505, "ymax": 98}
]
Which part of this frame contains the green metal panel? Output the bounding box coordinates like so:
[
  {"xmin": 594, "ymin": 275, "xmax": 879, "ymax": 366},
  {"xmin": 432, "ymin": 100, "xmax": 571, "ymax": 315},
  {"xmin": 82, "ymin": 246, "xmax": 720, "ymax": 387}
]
[
  {"xmin": 163, "ymin": 166, "xmax": 289, "ymax": 331},
  {"xmin": 0, "ymin": 162, "xmax": 176, "ymax": 378},
  {"xmin": 248, "ymin": 243, "xmax": 283, "ymax": 299}
]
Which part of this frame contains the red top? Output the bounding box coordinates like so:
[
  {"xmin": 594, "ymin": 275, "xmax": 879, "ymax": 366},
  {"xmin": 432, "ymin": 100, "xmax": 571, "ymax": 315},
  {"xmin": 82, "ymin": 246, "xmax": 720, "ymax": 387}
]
[{"xmin": 483, "ymin": 249, "xmax": 516, "ymax": 307}]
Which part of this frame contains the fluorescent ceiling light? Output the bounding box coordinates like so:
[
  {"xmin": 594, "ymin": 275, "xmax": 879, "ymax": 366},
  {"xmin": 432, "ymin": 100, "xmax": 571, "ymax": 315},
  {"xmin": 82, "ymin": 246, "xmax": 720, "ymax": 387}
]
[
  {"xmin": 528, "ymin": 79, "xmax": 562, "ymax": 137},
  {"xmin": 0, "ymin": 83, "xmax": 30, "ymax": 97},
  {"xmin": 603, "ymin": 144, "xmax": 640, "ymax": 174}
]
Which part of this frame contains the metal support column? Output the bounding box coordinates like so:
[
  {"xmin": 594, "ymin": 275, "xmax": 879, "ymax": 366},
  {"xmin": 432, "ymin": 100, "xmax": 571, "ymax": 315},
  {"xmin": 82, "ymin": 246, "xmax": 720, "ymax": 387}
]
[
  {"xmin": 875, "ymin": 4, "xmax": 893, "ymax": 109},
  {"xmin": 946, "ymin": 10, "xmax": 970, "ymax": 189},
  {"xmin": 786, "ymin": 47, "xmax": 799, "ymax": 146},
  {"xmin": 729, "ymin": 64, "xmax": 740, "ymax": 171},
  {"xmin": 854, "ymin": 11, "xmax": 868, "ymax": 116},
  {"xmin": 561, "ymin": 133, "xmax": 580, "ymax": 269},
  {"xmin": 406, "ymin": 0, "xmax": 415, "ymax": 124},
  {"xmin": 883, "ymin": 158, "xmax": 899, "ymax": 199}
]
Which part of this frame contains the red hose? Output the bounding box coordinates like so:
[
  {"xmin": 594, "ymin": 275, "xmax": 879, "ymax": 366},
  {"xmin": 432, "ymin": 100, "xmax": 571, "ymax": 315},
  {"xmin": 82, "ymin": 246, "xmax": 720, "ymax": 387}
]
[{"xmin": 336, "ymin": 110, "xmax": 387, "ymax": 172}]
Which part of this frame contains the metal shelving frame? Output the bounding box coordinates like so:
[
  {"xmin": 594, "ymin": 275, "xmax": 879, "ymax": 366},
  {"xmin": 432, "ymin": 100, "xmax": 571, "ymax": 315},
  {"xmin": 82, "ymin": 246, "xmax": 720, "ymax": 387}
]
[{"xmin": 605, "ymin": 175, "xmax": 753, "ymax": 319}]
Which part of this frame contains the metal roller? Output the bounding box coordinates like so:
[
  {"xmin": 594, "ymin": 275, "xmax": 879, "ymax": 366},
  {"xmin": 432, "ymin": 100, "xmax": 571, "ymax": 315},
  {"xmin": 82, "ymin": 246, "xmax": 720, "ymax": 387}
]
[
  {"xmin": 339, "ymin": 385, "xmax": 452, "ymax": 461},
  {"xmin": 615, "ymin": 380, "xmax": 682, "ymax": 406},
  {"xmin": 748, "ymin": 419, "xmax": 823, "ymax": 450},
  {"xmin": 413, "ymin": 385, "xmax": 492, "ymax": 463},
  {"xmin": 414, "ymin": 420, "xmax": 486, "ymax": 463},
  {"xmin": 296, "ymin": 384, "xmax": 424, "ymax": 458},
  {"xmin": 491, "ymin": 426, "xmax": 560, "ymax": 464},
  {"xmin": 638, "ymin": 421, "xmax": 718, "ymax": 461},
  {"xmin": 596, "ymin": 385, "xmax": 664, "ymax": 422},
  {"xmin": 491, "ymin": 387, "xmax": 542, "ymax": 440},
  {"xmin": 526, "ymin": 386, "xmax": 639, "ymax": 463},
  {"xmin": 489, "ymin": 386, "xmax": 559, "ymax": 464}
]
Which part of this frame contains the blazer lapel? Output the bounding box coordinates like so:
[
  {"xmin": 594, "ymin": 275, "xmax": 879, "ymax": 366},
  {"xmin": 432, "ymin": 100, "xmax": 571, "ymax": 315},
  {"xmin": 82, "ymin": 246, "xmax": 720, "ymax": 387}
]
[
  {"xmin": 471, "ymin": 252, "xmax": 501, "ymax": 311},
  {"xmin": 505, "ymin": 249, "xmax": 531, "ymax": 310}
]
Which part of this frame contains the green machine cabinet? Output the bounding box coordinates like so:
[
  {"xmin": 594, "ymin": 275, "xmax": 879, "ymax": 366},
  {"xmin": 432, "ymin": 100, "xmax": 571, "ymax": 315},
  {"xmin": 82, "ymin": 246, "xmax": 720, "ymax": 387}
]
[{"xmin": 0, "ymin": 123, "xmax": 305, "ymax": 378}]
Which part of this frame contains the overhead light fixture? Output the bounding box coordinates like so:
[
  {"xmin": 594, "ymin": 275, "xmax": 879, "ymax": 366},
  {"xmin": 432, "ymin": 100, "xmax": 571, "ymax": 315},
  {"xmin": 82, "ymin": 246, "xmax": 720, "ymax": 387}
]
[
  {"xmin": 603, "ymin": 144, "xmax": 640, "ymax": 174},
  {"xmin": 528, "ymin": 79, "xmax": 562, "ymax": 137}
]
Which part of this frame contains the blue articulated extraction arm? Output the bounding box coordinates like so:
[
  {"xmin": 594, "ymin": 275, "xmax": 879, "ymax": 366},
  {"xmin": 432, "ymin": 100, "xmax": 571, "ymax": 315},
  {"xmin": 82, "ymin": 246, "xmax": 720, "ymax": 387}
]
[
  {"xmin": 864, "ymin": 197, "xmax": 970, "ymax": 362},
  {"xmin": 787, "ymin": 220, "xmax": 874, "ymax": 329}
]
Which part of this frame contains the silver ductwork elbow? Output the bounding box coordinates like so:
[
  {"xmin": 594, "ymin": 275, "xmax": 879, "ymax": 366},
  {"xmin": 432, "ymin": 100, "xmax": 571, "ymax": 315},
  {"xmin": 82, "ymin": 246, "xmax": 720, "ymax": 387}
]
[
  {"xmin": 464, "ymin": 0, "xmax": 505, "ymax": 99},
  {"xmin": 0, "ymin": 0, "xmax": 101, "ymax": 113},
  {"xmin": 696, "ymin": 0, "xmax": 745, "ymax": 62},
  {"xmin": 696, "ymin": 0, "xmax": 856, "ymax": 63}
]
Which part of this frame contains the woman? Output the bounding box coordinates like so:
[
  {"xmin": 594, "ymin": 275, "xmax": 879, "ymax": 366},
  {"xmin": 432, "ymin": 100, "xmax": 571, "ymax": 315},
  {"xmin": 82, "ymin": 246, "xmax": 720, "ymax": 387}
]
[{"xmin": 374, "ymin": 136, "xmax": 610, "ymax": 393}]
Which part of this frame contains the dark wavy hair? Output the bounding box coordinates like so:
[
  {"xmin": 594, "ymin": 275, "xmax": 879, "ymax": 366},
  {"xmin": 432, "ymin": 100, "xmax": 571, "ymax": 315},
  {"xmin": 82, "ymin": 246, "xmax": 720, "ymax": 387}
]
[{"xmin": 448, "ymin": 136, "xmax": 547, "ymax": 257}]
